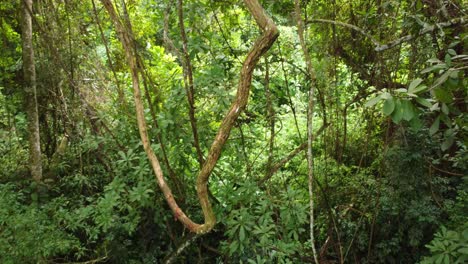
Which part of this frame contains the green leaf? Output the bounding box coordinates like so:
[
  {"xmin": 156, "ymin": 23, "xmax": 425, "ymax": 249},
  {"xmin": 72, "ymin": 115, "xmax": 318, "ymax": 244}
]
[
  {"xmin": 401, "ymin": 100, "xmax": 415, "ymax": 121},
  {"xmin": 463, "ymin": 229, "xmax": 468, "ymax": 240},
  {"xmin": 381, "ymin": 92, "xmax": 392, "ymax": 100},
  {"xmin": 442, "ymin": 254, "xmax": 450, "ymax": 264},
  {"xmin": 395, "ymin": 88, "xmax": 408, "ymax": 93},
  {"xmin": 408, "ymin": 78, "xmax": 423, "ymax": 93},
  {"xmin": 383, "ymin": 97, "xmax": 395, "ymax": 116},
  {"xmin": 229, "ymin": 241, "xmax": 238, "ymax": 256},
  {"xmin": 31, "ymin": 192, "xmax": 38, "ymax": 202},
  {"xmin": 409, "ymin": 116, "xmax": 423, "ymax": 130},
  {"xmin": 391, "ymin": 99, "xmax": 403, "ymax": 123},
  {"xmin": 430, "ymin": 117, "xmax": 440, "ymax": 136},
  {"xmin": 421, "ymin": 64, "xmax": 447, "ymax": 74},
  {"xmin": 449, "ymin": 70, "xmax": 459, "ymax": 79},
  {"xmin": 435, "ymin": 254, "xmax": 444, "ymax": 264},
  {"xmin": 432, "ymin": 70, "xmax": 452, "ymax": 90},
  {"xmin": 445, "ymin": 54, "xmax": 452, "ymax": 66},
  {"xmin": 364, "ymin": 95, "xmax": 382, "ymax": 107},
  {"xmin": 239, "ymin": 226, "xmax": 245, "ymax": 241},
  {"xmin": 411, "ymin": 85, "xmax": 428, "ymax": 94},
  {"xmin": 447, "ymin": 49, "xmax": 457, "ymax": 56},
  {"xmin": 441, "ymin": 103, "xmax": 449, "ymax": 115},
  {"xmin": 434, "ymin": 88, "xmax": 453, "ymax": 103},
  {"xmin": 440, "ymin": 136, "xmax": 455, "ymax": 151},
  {"xmin": 427, "ymin": 58, "xmax": 443, "ymax": 64},
  {"xmin": 415, "ymin": 97, "xmax": 432, "ymax": 108}
]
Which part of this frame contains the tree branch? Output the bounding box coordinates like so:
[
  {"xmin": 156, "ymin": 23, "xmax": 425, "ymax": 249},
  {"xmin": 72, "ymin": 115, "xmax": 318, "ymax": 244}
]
[
  {"xmin": 374, "ymin": 16, "xmax": 467, "ymax": 51},
  {"xmin": 296, "ymin": 1, "xmax": 320, "ymax": 262},
  {"xmin": 307, "ymin": 16, "xmax": 467, "ymax": 52},
  {"xmin": 100, "ymin": 0, "xmax": 278, "ymax": 234},
  {"xmin": 307, "ymin": 18, "xmax": 380, "ymax": 47}
]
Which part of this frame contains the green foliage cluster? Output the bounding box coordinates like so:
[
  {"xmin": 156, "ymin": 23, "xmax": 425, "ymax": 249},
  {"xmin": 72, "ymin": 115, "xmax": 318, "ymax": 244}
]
[
  {"xmin": 220, "ymin": 183, "xmax": 309, "ymax": 263},
  {"xmin": 0, "ymin": 0, "xmax": 466, "ymax": 263}
]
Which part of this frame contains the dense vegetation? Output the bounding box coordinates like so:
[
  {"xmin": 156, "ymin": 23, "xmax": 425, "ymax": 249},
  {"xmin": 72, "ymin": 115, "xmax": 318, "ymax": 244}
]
[{"xmin": 0, "ymin": 0, "xmax": 466, "ymax": 263}]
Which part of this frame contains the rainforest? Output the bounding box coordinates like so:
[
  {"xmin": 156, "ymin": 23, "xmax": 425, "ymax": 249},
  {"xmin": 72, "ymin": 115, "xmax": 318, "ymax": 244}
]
[{"xmin": 0, "ymin": 0, "xmax": 467, "ymax": 263}]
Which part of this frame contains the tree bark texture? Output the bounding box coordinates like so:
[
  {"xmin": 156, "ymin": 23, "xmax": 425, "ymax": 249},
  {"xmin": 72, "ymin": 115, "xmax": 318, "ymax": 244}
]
[
  {"xmin": 101, "ymin": 0, "xmax": 278, "ymax": 234},
  {"xmin": 22, "ymin": 0, "xmax": 42, "ymax": 182}
]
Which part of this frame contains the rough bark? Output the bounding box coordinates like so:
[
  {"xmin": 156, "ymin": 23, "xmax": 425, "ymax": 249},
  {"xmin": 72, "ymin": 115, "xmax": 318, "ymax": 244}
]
[
  {"xmin": 194, "ymin": 0, "xmax": 279, "ymax": 233},
  {"xmin": 22, "ymin": 0, "xmax": 42, "ymax": 182},
  {"xmin": 101, "ymin": 0, "xmax": 278, "ymax": 234}
]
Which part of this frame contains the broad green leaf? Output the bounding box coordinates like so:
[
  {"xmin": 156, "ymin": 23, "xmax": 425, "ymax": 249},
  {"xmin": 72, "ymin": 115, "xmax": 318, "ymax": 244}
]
[
  {"xmin": 441, "ymin": 114, "xmax": 452, "ymax": 127},
  {"xmin": 447, "ymin": 49, "xmax": 456, "ymax": 56},
  {"xmin": 421, "ymin": 64, "xmax": 447, "ymax": 74},
  {"xmin": 434, "ymin": 88, "xmax": 453, "ymax": 103},
  {"xmin": 383, "ymin": 97, "xmax": 395, "ymax": 116},
  {"xmin": 391, "ymin": 99, "xmax": 403, "ymax": 123},
  {"xmin": 432, "ymin": 70, "xmax": 452, "ymax": 89},
  {"xmin": 408, "ymin": 78, "xmax": 423, "ymax": 93},
  {"xmin": 441, "ymin": 103, "xmax": 449, "ymax": 115},
  {"xmin": 415, "ymin": 97, "xmax": 432, "ymax": 108},
  {"xmin": 239, "ymin": 226, "xmax": 245, "ymax": 241},
  {"xmin": 395, "ymin": 88, "xmax": 408, "ymax": 93},
  {"xmin": 442, "ymin": 254, "xmax": 450, "ymax": 264},
  {"xmin": 430, "ymin": 102, "xmax": 440, "ymax": 112},
  {"xmin": 364, "ymin": 95, "xmax": 382, "ymax": 107},
  {"xmin": 411, "ymin": 85, "xmax": 428, "ymax": 94},
  {"xmin": 401, "ymin": 100, "xmax": 415, "ymax": 121},
  {"xmin": 445, "ymin": 54, "xmax": 452, "ymax": 66},
  {"xmin": 381, "ymin": 92, "xmax": 392, "ymax": 100},
  {"xmin": 463, "ymin": 229, "xmax": 468, "ymax": 240},
  {"xmin": 409, "ymin": 116, "xmax": 423, "ymax": 130},
  {"xmin": 449, "ymin": 70, "xmax": 459, "ymax": 79},
  {"xmin": 427, "ymin": 58, "xmax": 443, "ymax": 64},
  {"xmin": 229, "ymin": 241, "xmax": 238, "ymax": 255},
  {"xmin": 429, "ymin": 116, "xmax": 440, "ymax": 136},
  {"xmin": 31, "ymin": 192, "xmax": 38, "ymax": 202}
]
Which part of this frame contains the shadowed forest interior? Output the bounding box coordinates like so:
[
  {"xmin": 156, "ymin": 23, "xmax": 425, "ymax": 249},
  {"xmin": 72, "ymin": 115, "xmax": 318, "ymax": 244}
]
[{"xmin": 0, "ymin": 0, "xmax": 467, "ymax": 263}]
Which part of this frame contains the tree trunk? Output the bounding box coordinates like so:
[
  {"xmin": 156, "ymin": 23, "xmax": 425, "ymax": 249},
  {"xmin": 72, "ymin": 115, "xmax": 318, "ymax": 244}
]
[
  {"xmin": 21, "ymin": 0, "xmax": 42, "ymax": 182},
  {"xmin": 295, "ymin": 0, "xmax": 319, "ymax": 263}
]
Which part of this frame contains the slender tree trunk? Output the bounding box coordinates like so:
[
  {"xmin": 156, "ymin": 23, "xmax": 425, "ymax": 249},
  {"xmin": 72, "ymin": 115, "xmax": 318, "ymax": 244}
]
[
  {"xmin": 22, "ymin": 0, "xmax": 42, "ymax": 182},
  {"xmin": 265, "ymin": 57, "xmax": 275, "ymax": 176},
  {"xmin": 295, "ymin": 1, "xmax": 319, "ymax": 263}
]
